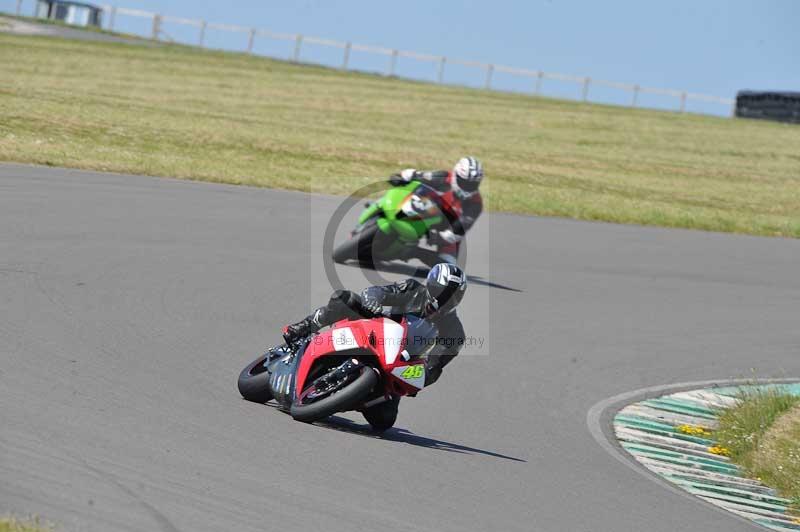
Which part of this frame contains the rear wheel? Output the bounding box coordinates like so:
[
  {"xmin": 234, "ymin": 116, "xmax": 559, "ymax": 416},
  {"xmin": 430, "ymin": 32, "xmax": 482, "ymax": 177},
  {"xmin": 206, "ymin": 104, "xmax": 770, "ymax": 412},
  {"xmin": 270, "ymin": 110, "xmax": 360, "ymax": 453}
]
[
  {"xmin": 237, "ymin": 354, "xmax": 274, "ymax": 403},
  {"xmin": 362, "ymin": 396, "xmax": 400, "ymax": 432},
  {"xmin": 290, "ymin": 368, "xmax": 378, "ymax": 423}
]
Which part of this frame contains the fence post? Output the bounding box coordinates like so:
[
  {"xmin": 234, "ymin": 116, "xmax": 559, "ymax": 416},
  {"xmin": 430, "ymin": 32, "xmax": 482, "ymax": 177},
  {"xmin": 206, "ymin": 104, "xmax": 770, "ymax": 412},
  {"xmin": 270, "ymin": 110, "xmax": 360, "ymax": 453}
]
[
  {"xmin": 151, "ymin": 14, "xmax": 162, "ymax": 40},
  {"xmin": 388, "ymin": 49, "xmax": 398, "ymax": 76},
  {"xmin": 198, "ymin": 21, "xmax": 207, "ymax": 47},
  {"xmin": 341, "ymin": 41, "xmax": 351, "ymax": 70},
  {"xmin": 485, "ymin": 64, "xmax": 494, "ymax": 90},
  {"xmin": 107, "ymin": 6, "xmax": 116, "ymax": 31},
  {"xmin": 247, "ymin": 28, "xmax": 256, "ymax": 53},
  {"xmin": 15, "ymin": 0, "xmax": 22, "ymax": 16},
  {"xmin": 292, "ymin": 34, "xmax": 303, "ymax": 62},
  {"xmin": 437, "ymin": 56, "xmax": 446, "ymax": 83},
  {"xmin": 631, "ymin": 84, "xmax": 639, "ymax": 107},
  {"xmin": 534, "ymin": 71, "xmax": 544, "ymax": 95},
  {"xmin": 679, "ymin": 91, "xmax": 687, "ymax": 113},
  {"xmin": 582, "ymin": 77, "xmax": 591, "ymax": 102}
]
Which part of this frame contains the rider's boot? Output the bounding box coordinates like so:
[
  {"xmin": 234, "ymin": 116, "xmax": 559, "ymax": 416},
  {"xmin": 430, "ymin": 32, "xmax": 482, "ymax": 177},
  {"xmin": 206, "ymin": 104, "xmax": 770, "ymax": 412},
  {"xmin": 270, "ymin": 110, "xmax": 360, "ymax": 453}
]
[{"xmin": 282, "ymin": 310, "xmax": 322, "ymax": 344}]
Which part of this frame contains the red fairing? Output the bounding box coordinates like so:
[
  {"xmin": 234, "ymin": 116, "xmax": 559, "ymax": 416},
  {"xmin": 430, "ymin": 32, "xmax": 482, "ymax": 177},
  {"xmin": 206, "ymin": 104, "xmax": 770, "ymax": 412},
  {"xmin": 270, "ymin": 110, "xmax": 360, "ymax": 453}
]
[
  {"xmin": 294, "ymin": 319, "xmax": 376, "ymax": 399},
  {"xmin": 293, "ymin": 317, "xmax": 423, "ymax": 400}
]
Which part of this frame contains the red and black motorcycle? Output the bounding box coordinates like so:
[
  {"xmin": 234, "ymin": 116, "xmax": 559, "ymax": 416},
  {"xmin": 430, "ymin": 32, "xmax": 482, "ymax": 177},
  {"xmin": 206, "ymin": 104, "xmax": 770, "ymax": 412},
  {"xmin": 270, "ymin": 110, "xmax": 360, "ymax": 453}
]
[{"xmin": 237, "ymin": 315, "xmax": 437, "ymax": 431}]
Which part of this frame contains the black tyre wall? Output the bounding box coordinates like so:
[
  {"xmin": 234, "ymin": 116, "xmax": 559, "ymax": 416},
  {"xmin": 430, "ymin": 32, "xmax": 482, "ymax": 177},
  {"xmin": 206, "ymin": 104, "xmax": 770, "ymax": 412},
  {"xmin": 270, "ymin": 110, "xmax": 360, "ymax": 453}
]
[{"xmin": 735, "ymin": 91, "xmax": 800, "ymax": 124}]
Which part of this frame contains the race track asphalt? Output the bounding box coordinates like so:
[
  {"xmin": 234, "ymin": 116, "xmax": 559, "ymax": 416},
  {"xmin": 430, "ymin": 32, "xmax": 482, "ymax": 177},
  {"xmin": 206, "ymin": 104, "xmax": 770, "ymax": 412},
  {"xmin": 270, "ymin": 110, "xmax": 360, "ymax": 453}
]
[{"xmin": 1, "ymin": 163, "xmax": 798, "ymax": 532}]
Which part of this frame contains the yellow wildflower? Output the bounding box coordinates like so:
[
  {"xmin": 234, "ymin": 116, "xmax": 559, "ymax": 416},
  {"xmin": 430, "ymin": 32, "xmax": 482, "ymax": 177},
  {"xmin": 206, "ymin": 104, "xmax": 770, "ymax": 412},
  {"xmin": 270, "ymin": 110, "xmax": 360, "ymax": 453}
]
[
  {"xmin": 708, "ymin": 445, "xmax": 731, "ymax": 456},
  {"xmin": 676, "ymin": 424, "xmax": 712, "ymax": 437}
]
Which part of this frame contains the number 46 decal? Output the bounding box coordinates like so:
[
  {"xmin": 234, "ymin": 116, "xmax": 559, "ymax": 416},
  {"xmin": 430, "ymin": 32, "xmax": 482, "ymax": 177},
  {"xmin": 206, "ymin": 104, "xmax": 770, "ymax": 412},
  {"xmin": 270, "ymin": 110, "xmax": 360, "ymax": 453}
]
[
  {"xmin": 400, "ymin": 365, "xmax": 424, "ymax": 379},
  {"xmin": 392, "ymin": 364, "xmax": 425, "ymax": 389}
]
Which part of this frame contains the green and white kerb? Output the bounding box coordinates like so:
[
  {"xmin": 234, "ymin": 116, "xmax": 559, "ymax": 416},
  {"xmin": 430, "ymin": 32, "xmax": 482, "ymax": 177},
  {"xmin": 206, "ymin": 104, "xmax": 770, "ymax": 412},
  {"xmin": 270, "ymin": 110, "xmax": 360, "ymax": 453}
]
[{"xmin": 613, "ymin": 384, "xmax": 800, "ymax": 532}]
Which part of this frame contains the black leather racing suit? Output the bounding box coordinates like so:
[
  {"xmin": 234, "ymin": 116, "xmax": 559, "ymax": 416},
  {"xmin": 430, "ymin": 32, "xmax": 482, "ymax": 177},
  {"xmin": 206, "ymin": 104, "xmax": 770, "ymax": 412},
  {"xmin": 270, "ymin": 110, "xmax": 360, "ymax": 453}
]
[{"xmin": 303, "ymin": 279, "xmax": 465, "ymax": 386}]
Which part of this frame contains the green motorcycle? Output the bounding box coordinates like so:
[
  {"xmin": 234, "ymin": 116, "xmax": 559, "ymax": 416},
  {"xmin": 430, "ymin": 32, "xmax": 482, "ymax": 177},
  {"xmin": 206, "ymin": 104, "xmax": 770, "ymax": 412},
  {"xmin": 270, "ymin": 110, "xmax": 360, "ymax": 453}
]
[{"xmin": 332, "ymin": 181, "xmax": 459, "ymax": 267}]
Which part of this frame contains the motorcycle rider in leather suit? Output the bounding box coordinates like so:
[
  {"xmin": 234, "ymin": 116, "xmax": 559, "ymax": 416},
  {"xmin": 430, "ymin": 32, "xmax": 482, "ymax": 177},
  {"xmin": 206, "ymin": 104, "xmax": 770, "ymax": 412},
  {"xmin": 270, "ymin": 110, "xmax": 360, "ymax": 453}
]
[
  {"xmin": 283, "ymin": 263, "xmax": 468, "ymax": 389},
  {"xmin": 389, "ymin": 157, "xmax": 484, "ymax": 265}
]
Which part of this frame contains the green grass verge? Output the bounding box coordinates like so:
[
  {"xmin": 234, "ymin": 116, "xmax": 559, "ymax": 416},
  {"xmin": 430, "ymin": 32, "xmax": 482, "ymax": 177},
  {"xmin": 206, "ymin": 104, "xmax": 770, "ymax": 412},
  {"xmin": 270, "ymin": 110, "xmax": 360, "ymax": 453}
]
[
  {"xmin": 715, "ymin": 389, "xmax": 800, "ymax": 510},
  {"xmin": 1, "ymin": 31, "xmax": 799, "ymax": 236},
  {"xmin": 0, "ymin": 516, "xmax": 52, "ymax": 532}
]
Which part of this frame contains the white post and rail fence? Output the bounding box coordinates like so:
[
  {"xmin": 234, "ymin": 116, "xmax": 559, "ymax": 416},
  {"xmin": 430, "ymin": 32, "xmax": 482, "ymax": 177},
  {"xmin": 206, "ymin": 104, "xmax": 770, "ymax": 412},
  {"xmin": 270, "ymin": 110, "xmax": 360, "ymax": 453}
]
[{"xmin": 8, "ymin": 1, "xmax": 736, "ymax": 116}]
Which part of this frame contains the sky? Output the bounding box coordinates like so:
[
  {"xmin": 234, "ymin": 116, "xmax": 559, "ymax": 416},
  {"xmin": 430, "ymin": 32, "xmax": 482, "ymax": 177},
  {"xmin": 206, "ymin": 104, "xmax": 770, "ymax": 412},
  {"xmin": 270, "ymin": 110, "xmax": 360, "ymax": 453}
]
[{"xmin": 9, "ymin": 0, "xmax": 799, "ymax": 115}]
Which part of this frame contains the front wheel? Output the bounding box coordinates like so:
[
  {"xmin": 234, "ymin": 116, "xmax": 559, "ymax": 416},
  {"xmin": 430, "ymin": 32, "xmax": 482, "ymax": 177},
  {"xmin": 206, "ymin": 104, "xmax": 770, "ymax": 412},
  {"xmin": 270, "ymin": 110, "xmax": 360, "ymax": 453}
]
[
  {"xmin": 333, "ymin": 219, "xmax": 393, "ymax": 266},
  {"xmin": 290, "ymin": 368, "xmax": 378, "ymax": 423}
]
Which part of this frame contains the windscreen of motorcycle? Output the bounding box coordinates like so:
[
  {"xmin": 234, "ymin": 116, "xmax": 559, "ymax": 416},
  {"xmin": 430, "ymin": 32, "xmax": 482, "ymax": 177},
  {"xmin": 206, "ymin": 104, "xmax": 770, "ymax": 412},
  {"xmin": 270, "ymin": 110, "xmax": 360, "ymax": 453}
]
[
  {"xmin": 404, "ymin": 315, "xmax": 439, "ymax": 359},
  {"xmin": 400, "ymin": 193, "xmax": 440, "ymax": 220}
]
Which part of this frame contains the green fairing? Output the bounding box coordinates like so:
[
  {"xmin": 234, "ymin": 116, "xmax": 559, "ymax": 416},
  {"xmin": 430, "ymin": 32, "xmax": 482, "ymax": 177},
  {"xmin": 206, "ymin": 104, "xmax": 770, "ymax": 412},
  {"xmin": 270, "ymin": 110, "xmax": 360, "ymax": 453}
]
[
  {"xmin": 333, "ymin": 181, "xmax": 449, "ymax": 265},
  {"xmin": 357, "ymin": 201, "xmax": 381, "ymax": 225},
  {"xmin": 363, "ymin": 182, "xmax": 443, "ymax": 243}
]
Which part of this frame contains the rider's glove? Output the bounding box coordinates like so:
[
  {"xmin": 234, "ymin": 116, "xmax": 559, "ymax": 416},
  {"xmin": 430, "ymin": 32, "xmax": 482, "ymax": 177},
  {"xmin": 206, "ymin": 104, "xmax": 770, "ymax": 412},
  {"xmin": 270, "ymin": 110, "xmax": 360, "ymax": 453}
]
[
  {"xmin": 400, "ymin": 168, "xmax": 417, "ymax": 181},
  {"xmin": 429, "ymin": 229, "xmax": 462, "ymax": 245},
  {"xmin": 389, "ymin": 168, "xmax": 417, "ymax": 186}
]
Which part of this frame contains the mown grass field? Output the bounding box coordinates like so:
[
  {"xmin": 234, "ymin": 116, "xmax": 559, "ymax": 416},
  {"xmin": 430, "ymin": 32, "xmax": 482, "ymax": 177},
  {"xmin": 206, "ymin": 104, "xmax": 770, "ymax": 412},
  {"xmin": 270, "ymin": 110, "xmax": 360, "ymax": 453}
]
[
  {"xmin": 715, "ymin": 389, "xmax": 800, "ymax": 511},
  {"xmin": 1, "ymin": 32, "xmax": 799, "ymax": 236}
]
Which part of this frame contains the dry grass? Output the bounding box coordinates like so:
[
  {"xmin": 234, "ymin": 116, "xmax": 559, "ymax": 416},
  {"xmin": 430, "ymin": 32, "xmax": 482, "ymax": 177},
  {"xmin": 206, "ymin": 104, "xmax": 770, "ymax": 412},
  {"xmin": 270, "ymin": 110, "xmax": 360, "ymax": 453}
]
[
  {"xmin": 749, "ymin": 405, "xmax": 800, "ymax": 509},
  {"xmin": 1, "ymin": 32, "xmax": 799, "ymax": 236},
  {"xmin": 715, "ymin": 389, "xmax": 800, "ymax": 511}
]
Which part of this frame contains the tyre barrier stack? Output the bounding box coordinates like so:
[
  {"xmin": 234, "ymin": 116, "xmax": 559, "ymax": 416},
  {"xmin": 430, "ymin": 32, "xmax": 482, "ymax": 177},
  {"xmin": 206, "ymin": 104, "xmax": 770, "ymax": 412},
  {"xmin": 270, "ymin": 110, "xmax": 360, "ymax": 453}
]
[{"xmin": 735, "ymin": 91, "xmax": 800, "ymax": 124}]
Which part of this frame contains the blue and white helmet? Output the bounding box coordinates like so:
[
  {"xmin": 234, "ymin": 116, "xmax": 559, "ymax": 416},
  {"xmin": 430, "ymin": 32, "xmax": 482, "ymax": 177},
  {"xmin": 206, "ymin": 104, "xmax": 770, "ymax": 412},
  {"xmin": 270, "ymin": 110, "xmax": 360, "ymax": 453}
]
[
  {"xmin": 425, "ymin": 263, "xmax": 467, "ymax": 315},
  {"xmin": 453, "ymin": 156, "xmax": 484, "ymax": 198}
]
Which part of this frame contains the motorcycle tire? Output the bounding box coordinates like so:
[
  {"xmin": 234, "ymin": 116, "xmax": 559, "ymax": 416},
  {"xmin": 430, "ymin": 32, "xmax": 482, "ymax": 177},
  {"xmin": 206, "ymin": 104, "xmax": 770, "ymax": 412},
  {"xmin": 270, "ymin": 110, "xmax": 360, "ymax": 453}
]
[
  {"xmin": 332, "ymin": 219, "xmax": 384, "ymax": 265},
  {"xmin": 290, "ymin": 367, "xmax": 378, "ymax": 423}
]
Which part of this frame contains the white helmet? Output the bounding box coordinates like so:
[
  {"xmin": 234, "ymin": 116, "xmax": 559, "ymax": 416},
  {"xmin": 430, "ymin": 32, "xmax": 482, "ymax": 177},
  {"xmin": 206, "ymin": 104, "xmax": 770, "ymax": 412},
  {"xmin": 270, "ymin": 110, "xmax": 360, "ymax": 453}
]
[{"xmin": 453, "ymin": 157, "xmax": 483, "ymax": 198}]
